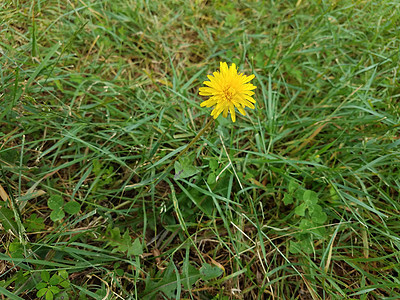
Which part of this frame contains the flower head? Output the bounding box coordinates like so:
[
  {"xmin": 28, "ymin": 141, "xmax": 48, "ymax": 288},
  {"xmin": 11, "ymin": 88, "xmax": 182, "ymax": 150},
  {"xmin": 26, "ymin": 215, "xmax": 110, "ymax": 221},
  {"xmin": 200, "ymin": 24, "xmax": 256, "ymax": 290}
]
[{"xmin": 199, "ymin": 62, "xmax": 257, "ymax": 122}]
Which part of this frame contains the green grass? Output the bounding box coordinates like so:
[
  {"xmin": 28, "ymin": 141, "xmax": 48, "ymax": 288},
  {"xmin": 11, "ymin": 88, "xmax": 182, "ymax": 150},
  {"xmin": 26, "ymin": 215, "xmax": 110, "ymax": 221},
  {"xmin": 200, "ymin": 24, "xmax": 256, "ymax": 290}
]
[{"xmin": 1, "ymin": 0, "xmax": 400, "ymax": 299}]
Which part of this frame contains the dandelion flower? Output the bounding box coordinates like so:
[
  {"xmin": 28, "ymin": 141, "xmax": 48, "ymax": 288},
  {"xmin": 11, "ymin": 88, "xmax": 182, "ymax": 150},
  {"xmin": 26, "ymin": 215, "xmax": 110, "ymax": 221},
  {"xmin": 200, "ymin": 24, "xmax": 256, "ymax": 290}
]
[{"xmin": 199, "ymin": 62, "xmax": 257, "ymax": 122}]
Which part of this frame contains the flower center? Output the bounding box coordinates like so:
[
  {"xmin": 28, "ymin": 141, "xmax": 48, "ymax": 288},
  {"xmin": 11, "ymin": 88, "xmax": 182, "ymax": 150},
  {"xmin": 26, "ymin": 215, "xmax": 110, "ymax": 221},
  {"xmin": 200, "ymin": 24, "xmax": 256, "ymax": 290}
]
[{"xmin": 223, "ymin": 86, "xmax": 236, "ymax": 102}]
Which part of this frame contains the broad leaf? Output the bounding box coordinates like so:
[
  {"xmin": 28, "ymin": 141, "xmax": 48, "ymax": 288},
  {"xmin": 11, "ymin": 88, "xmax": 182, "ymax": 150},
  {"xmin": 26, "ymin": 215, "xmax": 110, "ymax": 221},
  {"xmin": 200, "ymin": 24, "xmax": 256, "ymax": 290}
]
[
  {"xmin": 174, "ymin": 157, "xmax": 199, "ymax": 180},
  {"xmin": 200, "ymin": 263, "xmax": 223, "ymax": 281},
  {"xmin": 64, "ymin": 201, "xmax": 81, "ymax": 215},
  {"xmin": 0, "ymin": 205, "xmax": 17, "ymax": 233},
  {"xmin": 41, "ymin": 271, "xmax": 50, "ymax": 282},
  {"xmin": 48, "ymin": 195, "xmax": 64, "ymax": 211},
  {"xmin": 141, "ymin": 261, "xmax": 202, "ymax": 299},
  {"xmin": 50, "ymin": 209, "xmax": 65, "ymax": 222},
  {"xmin": 25, "ymin": 213, "xmax": 45, "ymax": 232},
  {"xmin": 303, "ymin": 190, "xmax": 318, "ymax": 206},
  {"xmin": 129, "ymin": 238, "xmax": 143, "ymax": 256},
  {"xmin": 294, "ymin": 203, "xmax": 306, "ymax": 216},
  {"xmin": 311, "ymin": 204, "xmax": 327, "ymax": 224},
  {"xmin": 283, "ymin": 194, "xmax": 293, "ymax": 205}
]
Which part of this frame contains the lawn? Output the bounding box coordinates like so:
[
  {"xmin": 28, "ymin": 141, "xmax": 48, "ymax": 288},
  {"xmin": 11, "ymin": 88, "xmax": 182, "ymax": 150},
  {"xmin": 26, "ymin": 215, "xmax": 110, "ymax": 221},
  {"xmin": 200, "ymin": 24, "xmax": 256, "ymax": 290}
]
[{"xmin": 1, "ymin": 0, "xmax": 400, "ymax": 299}]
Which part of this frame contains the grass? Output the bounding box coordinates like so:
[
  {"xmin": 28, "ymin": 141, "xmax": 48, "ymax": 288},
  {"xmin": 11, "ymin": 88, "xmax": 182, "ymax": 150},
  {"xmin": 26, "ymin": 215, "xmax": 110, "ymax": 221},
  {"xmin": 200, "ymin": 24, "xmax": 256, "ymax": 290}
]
[{"xmin": 1, "ymin": 0, "xmax": 400, "ymax": 299}]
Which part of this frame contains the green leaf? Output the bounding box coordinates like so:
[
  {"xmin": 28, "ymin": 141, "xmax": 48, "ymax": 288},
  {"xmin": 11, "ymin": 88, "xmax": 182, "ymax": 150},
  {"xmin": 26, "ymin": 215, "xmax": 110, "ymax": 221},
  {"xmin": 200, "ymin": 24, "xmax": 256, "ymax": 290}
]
[
  {"xmin": 199, "ymin": 263, "xmax": 223, "ymax": 281},
  {"xmin": 283, "ymin": 194, "xmax": 293, "ymax": 205},
  {"xmin": 92, "ymin": 159, "xmax": 101, "ymax": 175},
  {"xmin": 314, "ymin": 226, "xmax": 327, "ymax": 238},
  {"xmin": 311, "ymin": 205, "xmax": 327, "ymax": 224},
  {"xmin": 289, "ymin": 238, "xmax": 314, "ymax": 254},
  {"xmin": 299, "ymin": 219, "xmax": 313, "ymax": 230},
  {"xmin": 300, "ymin": 238, "xmax": 314, "ymax": 254},
  {"xmin": 129, "ymin": 238, "xmax": 143, "ymax": 256},
  {"xmin": 36, "ymin": 282, "xmax": 47, "ymax": 290},
  {"xmin": 45, "ymin": 289, "xmax": 54, "ymax": 300},
  {"xmin": 37, "ymin": 288, "xmax": 48, "ymax": 297},
  {"xmin": 209, "ymin": 159, "xmax": 219, "ymax": 170},
  {"xmin": 106, "ymin": 227, "xmax": 124, "ymax": 251},
  {"xmin": 150, "ymin": 261, "xmax": 176, "ymax": 298},
  {"xmin": 108, "ymin": 227, "xmax": 121, "ymax": 242},
  {"xmin": 59, "ymin": 280, "xmax": 70, "ymax": 288},
  {"xmin": 49, "ymin": 286, "xmax": 60, "ymax": 295},
  {"xmin": 58, "ymin": 270, "xmax": 70, "ymax": 288},
  {"xmin": 0, "ymin": 148, "xmax": 19, "ymax": 164},
  {"xmin": 58, "ymin": 270, "xmax": 68, "ymax": 280},
  {"xmin": 41, "ymin": 271, "xmax": 51, "ymax": 282},
  {"xmin": 207, "ymin": 172, "xmax": 216, "ymax": 185},
  {"xmin": 48, "ymin": 195, "xmax": 64, "ymax": 210},
  {"xmin": 116, "ymin": 230, "xmax": 130, "ymax": 252},
  {"xmin": 24, "ymin": 213, "xmax": 45, "ymax": 232},
  {"xmin": 50, "ymin": 209, "xmax": 65, "ymax": 222},
  {"xmin": 55, "ymin": 292, "xmax": 69, "ymax": 300},
  {"xmin": 329, "ymin": 185, "xmax": 340, "ymax": 201},
  {"xmin": 64, "ymin": 201, "xmax": 81, "ymax": 215},
  {"xmin": 182, "ymin": 262, "xmax": 201, "ymax": 290},
  {"xmin": 303, "ymin": 190, "xmax": 318, "ymax": 206},
  {"xmin": 106, "ymin": 227, "xmax": 140, "ymax": 255},
  {"xmin": 289, "ymin": 240, "xmax": 300, "ymax": 254},
  {"xmin": 174, "ymin": 157, "xmax": 199, "ymax": 180},
  {"xmin": 49, "ymin": 274, "xmax": 61, "ymax": 285},
  {"xmin": 141, "ymin": 261, "xmax": 202, "ymax": 299},
  {"xmin": 288, "ymin": 180, "xmax": 298, "ymax": 193},
  {"xmin": 294, "ymin": 203, "xmax": 306, "ymax": 216},
  {"xmin": 9, "ymin": 240, "xmax": 23, "ymax": 253},
  {"xmin": 0, "ymin": 205, "xmax": 17, "ymax": 233},
  {"xmin": 294, "ymin": 188, "xmax": 304, "ymax": 201},
  {"xmin": 244, "ymin": 172, "xmax": 254, "ymax": 180}
]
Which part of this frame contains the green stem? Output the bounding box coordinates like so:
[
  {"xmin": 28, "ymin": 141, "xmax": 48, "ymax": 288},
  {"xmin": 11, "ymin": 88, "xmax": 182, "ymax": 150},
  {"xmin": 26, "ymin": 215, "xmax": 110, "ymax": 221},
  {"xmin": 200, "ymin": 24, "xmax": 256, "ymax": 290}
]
[{"xmin": 155, "ymin": 118, "xmax": 214, "ymax": 184}]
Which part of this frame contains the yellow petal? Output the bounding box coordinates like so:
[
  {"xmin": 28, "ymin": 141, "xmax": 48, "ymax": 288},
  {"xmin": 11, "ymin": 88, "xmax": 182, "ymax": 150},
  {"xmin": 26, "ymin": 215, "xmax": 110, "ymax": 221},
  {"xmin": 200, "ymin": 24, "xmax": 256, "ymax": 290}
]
[
  {"xmin": 199, "ymin": 87, "xmax": 216, "ymax": 95},
  {"xmin": 220, "ymin": 62, "xmax": 229, "ymax": 75},
  {"xmin": 200, "ymin": 97, "xmax": 218, "ymax": 107},
  {"xmin": 242, "ymin": 84, "xmax": 257, "ymax": 91},
  {"xmin": 203, "ymin": 80, "xmax": 218, "ymax": 89},
  {"xmin": 243, "ymin": 90, "xmax": 255, "ymax": 96},
  {"xmin": 244, "ymin": 95, "xmax": 256, "ymax": 103},
  {"xmin": 222, "ymin": 107, "xmax": 228, "ymax": 118},
  {"xmin": 229, "ymin": 103, "xmax": 236, "ymax": 122},
  {"xmin": 235, "ymin": 103, "xmax": 246, "ymax": 116},
  {"xmin": 242, "ymin": 74, "xmax": 255, "ymax": 83},
  {"xmin": 211, "ymin": 103, "xmax": 224, "ymax": 119}
]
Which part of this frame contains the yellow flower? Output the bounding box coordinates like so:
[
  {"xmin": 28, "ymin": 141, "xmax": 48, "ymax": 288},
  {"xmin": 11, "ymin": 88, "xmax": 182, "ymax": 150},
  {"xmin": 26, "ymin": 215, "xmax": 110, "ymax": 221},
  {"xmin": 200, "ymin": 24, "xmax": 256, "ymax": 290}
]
[{"xmin": 199, "ymin": 62, "xmax": 257, "ymax": 122}]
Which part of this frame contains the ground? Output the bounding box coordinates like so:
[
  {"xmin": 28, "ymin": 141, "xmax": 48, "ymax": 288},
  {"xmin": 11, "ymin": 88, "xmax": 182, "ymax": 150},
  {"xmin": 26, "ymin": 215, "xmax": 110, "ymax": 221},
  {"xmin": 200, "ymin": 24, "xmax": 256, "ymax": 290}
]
[{"xmin": 1, "ymin": 0, "xmax": 400, "ymax": 299}]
